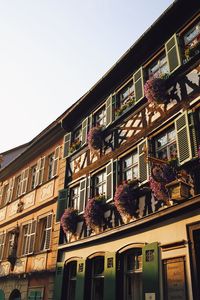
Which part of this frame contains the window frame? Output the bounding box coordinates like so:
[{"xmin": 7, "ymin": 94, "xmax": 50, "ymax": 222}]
[
  {"xmin": 154, "ymin": 126, "xmax": 177, "ymax": 161},
  {"xmin": 0, "ymin": 232, "xmax": 5, "ymax": 261},
  {"xmin": 21, "ymin": 220, "xmax": 36, "ymax": 256},
  {"xmin": 37, "ymin": 214, "xmax": 53, "ymax": 252}
]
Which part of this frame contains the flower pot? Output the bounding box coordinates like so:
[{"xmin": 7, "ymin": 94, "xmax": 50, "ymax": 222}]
[{"xmin": 166, "ymin": 180, "xmax": 192, "ymax": 201}]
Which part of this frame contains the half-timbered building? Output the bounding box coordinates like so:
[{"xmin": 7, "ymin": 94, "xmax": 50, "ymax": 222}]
[{"xmin": 56, "ymin": 1, "xmax": 200, "ymax": 299}]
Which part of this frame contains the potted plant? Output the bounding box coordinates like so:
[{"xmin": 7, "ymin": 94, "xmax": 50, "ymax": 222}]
[
  {"xmin": 114, "ymin": 179, "xmax": 140, "ymax": 223},
  {"xmin": 61, "ymin": 208, "xmax": 79, "ymax": 235},
  {"xmin": 115, "ymin": 97, "xmax": 135, "ymax": 117},
  {"xmin": 87, "ymin": 126, "xmax": 103, "ymax": 151},
  {"xmin": 166, "ymin": 169, "xmax": 194, "ymax": 201},
  {"xmin": 144, "ymin": 77, "xmax": 168, "ymax": 105},
  {"xmin": 84, "ymin": 195, "xmax": 107, "ymax": 233},
  {"xmin": 69, "ymin": 139, "xmax": 81, "ymax": 154}
]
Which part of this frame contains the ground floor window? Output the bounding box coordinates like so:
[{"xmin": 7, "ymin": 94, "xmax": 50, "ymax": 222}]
[
  {"xmin": 28, "ymin": 288, "xmax": 43, "ymax": 300},
  {"xmin": 90, "ymin": 256, "xmax": 104, "ymax": 300},
  {"xmin": 123, "ymin": 248, "xmax": 143, "ymax": 300},
  {"xmin": 9, "ymin": 289, "xmax": 21, "ymax": 300},
  {"xmin": 66, "ymin": 261, "xmax": 77, "ymax": 300}
]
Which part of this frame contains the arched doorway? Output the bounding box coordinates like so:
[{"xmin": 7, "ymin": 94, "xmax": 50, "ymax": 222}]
[
  {"xmin": 0, "ymin": 289, "xmax": 5, "ymax": 300},
  {"xmin": 9, "ymin": 289, "xmax": 21, "ymax": 300}
]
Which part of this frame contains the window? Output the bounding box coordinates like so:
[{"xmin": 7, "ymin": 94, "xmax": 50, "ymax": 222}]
[
  {"xmin": 1, "ymin": 183, "xmax": 9, "ymax": 206},
  {"xmin": 48, "ymin": 153, "xmax": 54, "ymax": 180},
  {"xmin": 73, "ymin": 127, "xmax": 82, "ymax": 143},
  {"xmin": 90, "ymin": 256, "xmax": 104, "ymax": 300},
  {"xmin": 20, "ymin": 168, "xmax": 29, "ymax": 195},
  {"xmin": 147, "ymin": 53, "xmax": 169, "ymax": 78},
  {"xmin": 0, "ymin": 233, "xmax": 5, "ymax": 261},
  {"xmin": 123, "ymin": 248, "xmax": 143, "ymax": 300},
  {"xmin": 37, "ymin": 214, "xmax": 52, "ymax": 251},
  {"xmin": 155, "ymin": 127, "xmax": 177, "ymax": 160},
  {"xmin": 47, "ymin": 148, "xmax": 60, "ymax": 180},
  {"xmin": 6, "ymin": 231, "xmax": 16, "ymax": 258},
  {"xmin": 28, "ymin": 288, "xmax": 44, "ymax": 300},
  {"xmin": 14, "ymin": 175, "xmax": 22, "ymax": 199},
  {"xmin": 184, "ymin": 21, "xmax": 200, "ymax": 47},
  {"xmin": 117, "ymin": 81, "xmax": 134, "ymax": 107},
  {"xmin": 115, "ymin": 81, "xmax": 134, "ymax": 116},
  {"xmin": 122, "ymin": 151, "xmax": 138, "ymax": 181},
  {"xmin": 69, "ymin": 185, "xmax": 80, "ymax": 210},
  {"xmin": 94, "ymin": 106, "xmax": 106, "ymax": 127},
  {"xmin": 34, "ymin": 157, "xmax": 45, "ymax": 187},
  {"xmin": 29, "ymin": 165, "xmax": 37, "ymax": 191},
  {"xmin": 21, "ymin": 221, "xmax": 36, "ymax": 255},
  {"xmin": 66, "ymin": 261, "xmax": 77, "ymax": 300},
  {"xmin": 0, "ymin": 178, "xmax": 15, "ymax": 206},
  {"xmin": 93, "ymin": 170, "xmax": 106, "ymax": 197}
]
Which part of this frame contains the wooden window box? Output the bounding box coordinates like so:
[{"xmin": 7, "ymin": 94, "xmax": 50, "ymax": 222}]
[{"xmin": 166, "ymin": 180, "xmax": 192, "ymax": 201}]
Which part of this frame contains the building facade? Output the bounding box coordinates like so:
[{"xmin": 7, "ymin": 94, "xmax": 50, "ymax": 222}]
[
  {"xmin": 0, "ymin": 121, "xmax": 66, "ymax": 300},
  {"xmin": 56, "ymin": 1, "xmax": 200, "ymax": 300}
]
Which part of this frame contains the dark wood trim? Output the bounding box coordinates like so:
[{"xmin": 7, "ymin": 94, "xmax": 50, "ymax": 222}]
[
  {"xmin": 58, "ymin": 195, "xmax": 200, "ymax": 251},
  {"xmin": 187, "ymin": 221, "xmax": 200, "ymax": 300}
]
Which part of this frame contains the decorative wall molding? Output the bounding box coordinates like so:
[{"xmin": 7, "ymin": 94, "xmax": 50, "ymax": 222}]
[
  {"xmin": 40, "ymin": 181, "xmax": 54, "ymax": 202},
  {"xmin": 32, "ymin": 253, "xmax": 47, "ymax": 271},
  {"xmin": 13, "ymin": 257, "xmax": 27, "ymax": 274},
  {"xmin": 23, "ymin": 191, "xmax": 36, "ymax": 210},
  {"xmin": 7, "ymin": 201, "xmax": 19, "ymax": 217},
  {"xmin": 0, "ymin": 207, "xmax": 7, "ymax": 222},
  {"xmin": 0, "ymin": 262, "xmax": 10, "ymax": 277}
]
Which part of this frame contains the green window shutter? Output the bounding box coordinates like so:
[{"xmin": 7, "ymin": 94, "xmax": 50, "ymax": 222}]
[
  {"xmin": 75, "ymin": 258, "xmax": 86, "ymax": 300},
  {"xmin": 142, "ymin": 242, "xmax": 160, "ymax": 299},
  {"xmin": 56, "ymin": 189, "xmax": 68, "ymax": 222},
  {"xmin": 54, "ymin": 262, "xmax": 64, "ymax": 300},
  {"xmin": 81, "ymin": 117, "xmax": 88, "ymax": 146},
  {"xmin": 103, "ymin": 252, "xmax": 116, "ymax": 300},
  {"xmin": 165, "ymin": 34, "xmax": 181, "ymax": 74},
  {"xmin": 133, "ymin": 67, "xmax": 144, "ymax": 103},
  {"xmin": 188, "ymin": 111, "xmax": 198, "ymax": 158},
  {"xmin": 79, "ymin": 178, "xmax": 87, "ymax": 213},
  {"xmin": 28, "ymin": 291, "xmax": 36, "ymax": 300},
  {"xmin": 106, "ymin": 94, "xmax": 115, "ymax": 126},
  {"xmin": 175, "ymin": 111, "xmax": 192, "ymax": 165},
  {"xmin": 106, "ymin": 160, "xmax": 113, "ymax": 201},
  {"xmin": 63, "ymin": 132, "xmax": 71, "ymax": 158},
  {"xmin": 0, "ymin": 290, "xmax": 5, "ymax": 300},
  {"xmin": 113, "ymin": 159, "xmax": 118, "ymax": 193},
  {"xmin": 87, "ymin": 175, "xmax": 91, "ymax": 202},
  {"xmin": 89, "ymin": 113, "xmax": 94, "ymax": 129},
  {"xmin": 138, "ymin": 139, "xmax": 149, "ymax": 184}
]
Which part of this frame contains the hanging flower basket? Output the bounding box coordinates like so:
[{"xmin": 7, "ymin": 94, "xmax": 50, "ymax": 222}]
[
  {"xmin": 114, "ymin": 179, "xmax": 140, "ymax": 223},
  {"xmin": 149, "ymin": 163, "xmax": 176, "ymax": 208},
  {"xmin": 84, "ymin": 195, "xmax": 107, "ymax": 231},
  {"xmin": 87, "ymin": 126, "xmax": 103, "ymax": 151},
  {"xmin": 61, "ymin": 208, "xmax": 79, "ymax": 234},
  {"xmin": 144, "ymin": 77, "xmax": 168, "ymax": 105}
]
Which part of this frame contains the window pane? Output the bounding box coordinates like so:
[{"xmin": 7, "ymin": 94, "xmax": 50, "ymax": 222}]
[{"xmin": 92, "ymin": 278, "xmax": 104, "ymax": 300}]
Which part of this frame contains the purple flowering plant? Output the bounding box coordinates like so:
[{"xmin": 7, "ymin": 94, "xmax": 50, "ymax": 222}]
[
  {"xmin": 114, "ymin": 179, "xmax": 140, "ymax": 218},
  {"xmin": 87, "ymin": 126, "xmax": 103, "ymax": 151},
  {"xmin": 84, "ymin": 194, "xmax": 107, "ymax": 229},
  {"xmin": 144, "ymin": 77, "xmax": 168, "ymax": 105},
  {"xmin": 61, "ymin": 208, "xmax": 79, "ymax": 234}
]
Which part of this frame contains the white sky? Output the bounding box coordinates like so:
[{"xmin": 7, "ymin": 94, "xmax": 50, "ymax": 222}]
[{"xmin": 0, "ymin": 0, "xmax": 173, "ymax": 153}]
